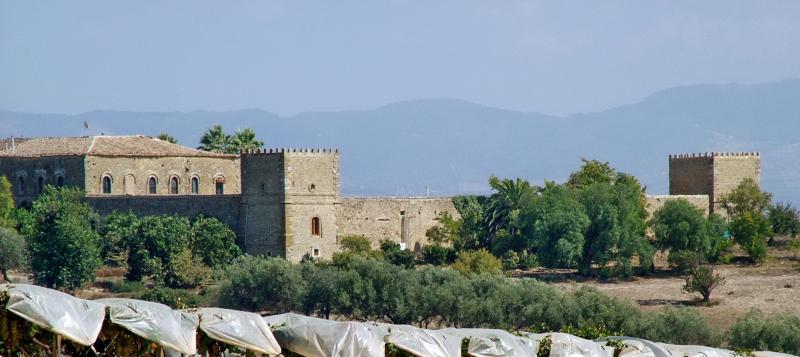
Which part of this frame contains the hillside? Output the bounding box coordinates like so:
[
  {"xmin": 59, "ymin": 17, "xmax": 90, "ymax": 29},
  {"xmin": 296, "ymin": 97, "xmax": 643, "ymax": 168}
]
[{"xmin": 1, "ymin": 80, "xmax": 798, "ymax": 203}]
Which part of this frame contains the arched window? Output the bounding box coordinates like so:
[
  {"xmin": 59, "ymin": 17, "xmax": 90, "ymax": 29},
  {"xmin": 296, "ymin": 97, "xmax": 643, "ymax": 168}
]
[
  {"xmin": 311, "ymin": 216, "xmax": 320, "ymax": 236},
  {"xmin": 17, "ymin": 177, "xmax": 24, "ymax": 195},
  {"xmin": 170, "ymin": 176, "xmax": 179, "ymax": 194},
  {"xmin": 215, "ymin": 175, "xmax": 225, "ymax": 195},
  {"xmin": 102, "ymin": 176, "xmax": 112, "ymax": 194},
  {"xmin": 148, "ymin": 176, "xmax": 158, "ymax": 194},
  {"xmin": 56, "ymin": 176, "xmax": 64, "ymax": 187},
  {"xmin": 37, "ymin": 176, "xmax": 44, "ymax": 193},
  {"xmin": 191, "ymin": 176, "xmax": 199, "ymax": 194}
]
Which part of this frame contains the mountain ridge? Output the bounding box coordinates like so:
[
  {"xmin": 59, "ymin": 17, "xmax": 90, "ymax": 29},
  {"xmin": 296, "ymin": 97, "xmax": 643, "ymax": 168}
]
[{"xmin": 1, "ymin": 80, "xmax": 798, "ymax": 204}]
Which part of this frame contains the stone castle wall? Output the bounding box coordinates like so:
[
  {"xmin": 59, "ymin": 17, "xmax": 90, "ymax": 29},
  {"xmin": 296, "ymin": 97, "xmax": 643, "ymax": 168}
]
[
  {"xmin": 669, "ymin": 152, "xmax": 760, "ymax": 213},
  {"xmin": 0, "ymin": 156, "xmax": 86, "ymax": 205},
  {"xmin": 645, "ymin": 195, "xmax": 710, "ymax": 217},
  {"xmin": 89, "ymin": 195, "xmax": 242, "ymax": 239},
  {"xmin": 85, "ymin": 155, "xmax": 241, "ymax": 196},
  {"xmin": 240, "ymin": 152, "xmax": 285, "ymax": 256},
  {"xmin": 712, "ymin": 154, "xmax": 761, "ymax": 205},
  {"xmin": 338, "ymin": 197, "xmax": 460, "ymax": 254}
]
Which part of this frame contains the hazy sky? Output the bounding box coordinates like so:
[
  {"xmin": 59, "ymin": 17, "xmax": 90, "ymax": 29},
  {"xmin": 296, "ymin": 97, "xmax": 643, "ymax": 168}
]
[{"xmin": 1, "ymin": 1, "xmax": 799, "ymax": 116}]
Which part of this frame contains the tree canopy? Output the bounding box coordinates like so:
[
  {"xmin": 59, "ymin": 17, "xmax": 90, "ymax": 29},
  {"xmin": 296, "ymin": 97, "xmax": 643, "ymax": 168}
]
[
  {"xmin": 198, "ymin": 125, "xmax": 264, "ymax": 154},
  {"xmin": 21, "ymin": 186, "xmax": 101, "ymax": 290}
]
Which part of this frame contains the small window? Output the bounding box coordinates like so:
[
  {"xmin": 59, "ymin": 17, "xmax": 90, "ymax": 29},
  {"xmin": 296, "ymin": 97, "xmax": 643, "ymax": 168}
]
[
  {"xmin": 215, "ymin": 176, "xmax": 225, "ymax": 195},
  {"xmin": 17, "ymin": 177, "xmax": 24, "ymax": 195},
  {"xmin": 191, "ymin": 177, "xmax": 199, "ymax": 194},
  {"xmin": 37, "ymin": 176, "xmax": 44, "ymax": 193},
  {"xmin": 311, "ymin": 217, "xmax": 320, "ymax": 236},
  {"xmin": 170, "ymin": 176, "xmax": 179, "ymax": 194},
  {"xmin": 56, "ymin": 176, "xmax": 64, "ymax": 187},
  {"xmin": 312, "ymin": 248, "xmax": 320, "ymax": 257},
  {"xmin": 148, "ymin": 176, "xmax": 158, "ymax": 194},
  {"xmin": 102, "ymin": 176, "xmax": 112, "ymax": 194}
]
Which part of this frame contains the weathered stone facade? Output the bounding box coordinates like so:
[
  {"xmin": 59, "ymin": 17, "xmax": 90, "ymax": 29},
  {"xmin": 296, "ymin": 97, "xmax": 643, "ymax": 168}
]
[
  {"xmin": 338, "ymin": 197, "xmax": 459, "ymax": 254},
  {"xmin": 669, "ymin": 152, "xmax": 760, "ymax": 213},
  {"xmin": 645, "ymin": 195, "xmax": 710, "ymax": 216}
]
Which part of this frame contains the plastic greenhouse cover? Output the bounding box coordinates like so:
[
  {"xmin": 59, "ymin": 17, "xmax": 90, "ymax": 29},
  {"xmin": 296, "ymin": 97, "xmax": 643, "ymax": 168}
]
[
  {"xmin": 97, "ymin": 298, "xmax": 199, "ymax": 355},
  {"xmin": 263, "ymin": 313, "xmax": 385, "ymax": 357},
  {"xmin": 655, "ymin": 343, "xmax": 737, "ymax": 357},
  {"xmin": 362, "ymin": 322, "xmax": 462, "ymax": 357},
  {"xmin": 0, "ymin": 284, "xmax": 105, "ymax": 346},
  {"xmin": 594, "ymin": 337, "xmax": 669, "ymax": 357},
  {"xmin": 439, "ymin": 328, "xmax": 538, "ymax": 357},
  {"xmin": 520, "ymin": 333, "xmax": 612, "ymax": 357},
  {"xmin": 195, "ymin": 307, "xmax": 281, "ymax": 355}
]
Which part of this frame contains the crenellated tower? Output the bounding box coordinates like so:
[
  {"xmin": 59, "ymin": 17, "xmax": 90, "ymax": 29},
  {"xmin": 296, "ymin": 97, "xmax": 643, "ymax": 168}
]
[
  {"xmin": 240, "ymin": 148, "xmax": 341, "ymax": 261},
  {"xmin": 669, "ymin": 152, "xmax": 761, "ymax": 214}
]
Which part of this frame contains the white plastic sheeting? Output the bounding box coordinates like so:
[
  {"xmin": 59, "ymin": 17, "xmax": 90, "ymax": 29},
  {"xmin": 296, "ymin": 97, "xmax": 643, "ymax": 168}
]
[
  {"xmin": 195, "ymin": 307, "xmax": 281, "ymax": 355},
  {"xmin": 0, "ymin": 284, "xmax": 105, "ymax": 346},
  {"xmin": 98, "ymin": 298, "xmax": 199, "ymax": 355},
  {"xmin": 363, "ymin": 322, "xmax": 462, "ymax": 357},
  {"xmin": 264, "ymin": 313, "xmax": 385, "ymax": 357},
  {"xmin": 440, "ymin": 328, "xmax": 539, "ymax": 357},
  {"xmin": 1, "ymin": 284, "xmax": 795, "ymax": 357}
]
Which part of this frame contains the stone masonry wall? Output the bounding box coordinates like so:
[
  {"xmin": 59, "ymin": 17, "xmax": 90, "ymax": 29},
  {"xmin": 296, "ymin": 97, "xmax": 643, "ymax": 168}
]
[
  {"xmin": 85, "ymin": 155, "xmax": 240, "ymax": 196},
  {"xmin": 712, "ymin": 154, "xmax": 761, "ymax": 207},
  {"xmin": 240, "ymin": 152, "xmax": 285, "ymax": 257},
  {"xmin": 89, "ymin": 195, "xmax": 242, "ymax": 239},
  {"xmin": 669, "ymin": 155, "xmax": 714, "ymax": 198},
  {"xmin": 0, "ymin": 156, "xmax": 86, "ymax": 205},
  {"xmin": 645, "ymin": 195, "xmax": 710, "ymax": 217},
  {"xmin": 283, "ymin": 151, "xmax": 341, "ymax": 262},
  {"xmin": 338, "ymin": 197, "xmax": 460, "ymax": 254}
]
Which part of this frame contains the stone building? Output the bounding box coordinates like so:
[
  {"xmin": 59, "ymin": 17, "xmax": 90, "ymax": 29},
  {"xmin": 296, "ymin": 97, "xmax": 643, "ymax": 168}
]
[
  {"xmin": 0, "ymin": 136, "xmax": 457, "ymax": 261},
  {"xmin": 669, "ymin": 152, "xmax": 761, "ymax": 214},
  {"xmin": 0, "ymin": 136, "xmax": 761, "ymax": 261}
]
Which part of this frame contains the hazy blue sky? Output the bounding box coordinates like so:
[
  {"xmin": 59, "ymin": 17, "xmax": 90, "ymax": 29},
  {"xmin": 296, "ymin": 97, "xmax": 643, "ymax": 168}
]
[{"xmin": 1, "ymin": 1, "xmax": 799, "ymax": 115}]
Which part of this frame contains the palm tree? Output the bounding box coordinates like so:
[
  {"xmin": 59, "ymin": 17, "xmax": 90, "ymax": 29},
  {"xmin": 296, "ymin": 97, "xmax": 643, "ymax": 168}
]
[
  {"xmin": 483, "ymin": 176, "xmax": 537, "ymax": 241},
  {"xmin": 198, "ymin": 125, "xmax": 230, "ymax": 153},
  {"xmin": 227, "ymin": 128, "xmax": 264, "ymax": 154}
]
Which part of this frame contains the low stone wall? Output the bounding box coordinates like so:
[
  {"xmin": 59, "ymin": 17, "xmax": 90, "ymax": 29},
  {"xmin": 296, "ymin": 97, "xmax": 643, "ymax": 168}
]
[
  {"xmin": 88, "ymin": 195, "xmax": 242, "ymax": 240},
  {"xmin": 338, "ymin": 197, "xmax": 460, "ymax": 253},
  {"xmin": 645, "ymin": 194, "xmax": 710, "ymax": 217}
]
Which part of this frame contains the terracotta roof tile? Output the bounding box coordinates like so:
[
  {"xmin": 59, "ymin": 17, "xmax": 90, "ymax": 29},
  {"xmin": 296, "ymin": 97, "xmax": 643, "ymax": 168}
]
[{"xmin": 0, "ymin": 135, "xmax": 233, "ymax": 158}]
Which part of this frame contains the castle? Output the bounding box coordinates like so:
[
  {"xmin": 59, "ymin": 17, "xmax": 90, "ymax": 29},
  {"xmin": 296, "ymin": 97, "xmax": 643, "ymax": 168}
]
[{"xmin": 0, "ymin": 136, "xmax": 760, "ymax": 261}]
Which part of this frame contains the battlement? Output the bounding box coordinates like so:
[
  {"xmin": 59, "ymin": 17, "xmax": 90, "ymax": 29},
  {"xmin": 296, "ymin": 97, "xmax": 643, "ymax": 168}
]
[
  {"xmin": 669, "ymin": 152, "xmax": 760, "ymax": 160},
  {"xmin": 240, "ymin": 148, "xmax": 339, "ymax": 155}
]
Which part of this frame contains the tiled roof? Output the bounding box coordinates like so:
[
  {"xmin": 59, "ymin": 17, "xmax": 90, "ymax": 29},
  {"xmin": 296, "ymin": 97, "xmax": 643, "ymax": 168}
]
[{"xmin": 0, "ymin": 135, "xmax": 233, "ymax": 158}]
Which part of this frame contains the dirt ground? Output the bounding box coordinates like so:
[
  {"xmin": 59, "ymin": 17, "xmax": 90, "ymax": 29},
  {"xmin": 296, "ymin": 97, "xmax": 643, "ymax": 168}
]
[{"xmin": 547, "ymin": 245, "xmax": 800, "ymax": 331}]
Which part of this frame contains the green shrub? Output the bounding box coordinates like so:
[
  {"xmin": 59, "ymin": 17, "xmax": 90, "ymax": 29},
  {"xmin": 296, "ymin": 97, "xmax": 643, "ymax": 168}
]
[
  {"xmin": 501, "ymin": 251, "xmax": 520, "ymax": 270},
  {"xmin": 683, "ymin": 265, "xmax": 725, "ymax": 302},
  {"xmin": 667, "ymin": 250, "xmax": 700, "ymax": 274},
  {"xmin": 191, "ymin": 216, "xmax": 241, "ymax": 268},
  {"xmin": 728, "ymin": 309, "xmax": 800, "ymax": 354},
  {"xmin": 731, "ymin": 212, "xmax": 772, "ymax": 263},
  {"xmin": 332, "ymin": 235, "xmax": 382, "ymax": 266},
  {"xmin": 768, "ymin": 203, "xmax": 799, "ymax": 238},
  {"xmin": 217, "ymin": 255, "xmax": 306, "ymax": 313},
  {"xmin": 635, "ymin": 307, "xmax": 719, "ymax": 346},
  {"xmin": 141, "ymin": 287, "xmax": 202, "ymax": 309},
  {"xmin": 451, "ymin": 249, "xmax": 502, "ymax": 276},
  {"xmin": 108, "ymin": 279, "xmax": 145, "ymax": 294},
  {"xmin": 518, "ymin": 251, "xmax": 539, "ymax": 269},
  {"xmin": 0, "ymin": 227, "xmax": 27, "ymax": 282},
  {"xmin": 422, "ymin": 245, "xmax": 456, "ymax": 266},
  {"xmin": 380, "ymin": 240, "xmax": 416, "ymax": 268}
]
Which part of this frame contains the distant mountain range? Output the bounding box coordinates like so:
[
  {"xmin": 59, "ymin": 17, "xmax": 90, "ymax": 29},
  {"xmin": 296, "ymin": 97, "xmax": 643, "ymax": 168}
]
[{"xmin": 1, "ymin": 79, "xmax": 798, "ymax": 204}]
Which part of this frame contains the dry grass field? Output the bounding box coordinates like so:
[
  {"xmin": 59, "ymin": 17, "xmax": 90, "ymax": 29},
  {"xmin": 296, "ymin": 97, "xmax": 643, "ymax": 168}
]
[{"xmin": 547, "ymin": 243, "xmax": 800, "ymax": 331}]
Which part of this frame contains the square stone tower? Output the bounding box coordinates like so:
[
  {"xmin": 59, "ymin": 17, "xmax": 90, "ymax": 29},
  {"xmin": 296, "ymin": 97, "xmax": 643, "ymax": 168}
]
[
  {"xmin": 669, "ymin": 152, "xmax": 761, "ymax": 214},
  {"xmin": 240, "ymin": 148, "xmax": 341, "ymax": 261}
]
